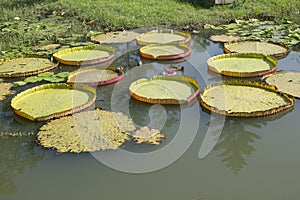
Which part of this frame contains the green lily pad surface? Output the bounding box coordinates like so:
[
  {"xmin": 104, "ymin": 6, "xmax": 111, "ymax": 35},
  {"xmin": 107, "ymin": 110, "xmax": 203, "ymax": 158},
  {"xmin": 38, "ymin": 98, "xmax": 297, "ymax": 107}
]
[
  {"xmin": 209, "ymin": 34, "xmax": 240, "ymax": 43},
  {"xmin": 137, "ymin": 30, "xmax": 191, "ymax": 45},
  {"xmin": 200, "ymin": 81, "xmax": 294, "ymax": 117},
  {"xmin": 53, "ymin": 45, "xmax": 115, "ymax": 66},
  {"xmin": 207, "ymin": 53, "xmax": 278, "ymax": 77},
  {"xmin": 140, "ymin": 43, "xmax": 190, "ymax": 60},
  {"xmin": 129, "ymin": 75, "xmax": 199, "ymax": 104},
  {"xmin": 263, "ymin": 71, "xmax": 300, "ymax": 98},
  {"xmin": 67, "ymin": 66, "xmax": 124, "ymax": 86},
  {"xmin": 224, "ymin": 41, "xmax": 290, "ymax": 58},
  {"xmin": 37, "ymin": 109, "xmax": 136, "ymax": 153},
  {"xmin": 0, "ymin": 56, "xmax": 58, "ymax": 78},
  {"xmin": 11, "ymin": 84, "xmax": 96, "ymax": 121}
]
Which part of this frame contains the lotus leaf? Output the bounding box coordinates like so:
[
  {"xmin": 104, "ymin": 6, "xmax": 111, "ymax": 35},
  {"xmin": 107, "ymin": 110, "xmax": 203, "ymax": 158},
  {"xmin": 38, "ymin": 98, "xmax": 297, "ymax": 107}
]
[
  {"xmin": 207, "ymin": 53, "xmax": 278, "ymax": 77},
  {"xmin": 224, "ymin": 41, "xmax": 290, "ymax": 58},
  {"xmin": 137, "ymin": 30, "xmax": 191, "ymax": 45},
  {"xmin": 263, "ymin": 71, "xmax": 300, "ymax": 98},
  {"xmin": 11, "ymin": 84, "xmax": 96, "ymax": 121},
  {"xmin": 0, "ymin": 56, "xmax": 58, "ymax": 78},
  {"xmin": 200, "ymin": 81, "xmax": 294, "ymax": 117},
  {"xmin": 140, "ymin": 43, "xmax": 190, "ymax": 60},
  {"xmin": 67, "ymin": 66, "xmax": 124, "ymax": 86},
  {"xmin": 129, "ymin": 75, "xmax": 199, "ymax": 104},
  {"xmin": 132, "ymin": 126, "xmax": 165, "ymax": 145},
  {"xmin": 53, "ymin": 45, "xmax": 115, "ymax": 66},
  {"xmin": 37, "ymin": 109, "xmax": 136, "ymax": 153},
  {"xmin": 209, "ymin": 34, "xmax": 240, "ymax": 43},
  {"xmin": 90, "ymin": 31, "xmax": 140, "ymax": 44},
  {"xmin": 0, "ymin": 83, "xmax": 15, "ymax": 100}
]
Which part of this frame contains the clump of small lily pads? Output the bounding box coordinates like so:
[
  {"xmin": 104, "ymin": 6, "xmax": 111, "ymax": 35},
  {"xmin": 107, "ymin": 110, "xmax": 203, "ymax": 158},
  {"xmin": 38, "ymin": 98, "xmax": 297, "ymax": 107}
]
[{"xmin": 14, "ymin": 71, "xmax": 69, "ymax": 86}]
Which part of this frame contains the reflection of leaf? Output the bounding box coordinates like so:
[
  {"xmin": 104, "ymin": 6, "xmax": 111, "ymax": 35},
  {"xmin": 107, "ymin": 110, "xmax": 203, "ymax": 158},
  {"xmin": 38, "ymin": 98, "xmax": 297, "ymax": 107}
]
[
  {"xmin": 214, "ymin": 120, "xmax": 261, "ymax": 174},
  {"xmin": 133, "ymin": 126, "xmax": 165, "ymax": 145}
]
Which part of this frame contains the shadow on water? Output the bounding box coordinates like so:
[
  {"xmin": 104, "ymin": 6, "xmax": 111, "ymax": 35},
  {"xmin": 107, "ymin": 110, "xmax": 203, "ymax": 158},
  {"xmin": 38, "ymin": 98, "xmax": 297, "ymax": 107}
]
[{"xmin": 211, "ymin": 108, "xmax": 293, "ymax": 174}]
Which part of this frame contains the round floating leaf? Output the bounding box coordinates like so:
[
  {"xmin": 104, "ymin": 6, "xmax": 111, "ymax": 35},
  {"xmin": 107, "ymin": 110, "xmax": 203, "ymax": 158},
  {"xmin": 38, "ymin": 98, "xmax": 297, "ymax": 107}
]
[
  {"xmin": 129, "ymin": 75, "xmax": 200, "ymax": 104},
  {"xmin": 207, "ymin": 53, "xmax": 278, "ymax": 77},
  {"xmin": 0, "ymin": 83, "xmax": 15, "ymax": 100},
  {"xmin": 209, "ymin": 34, "xmax": 240, "ymax": 43},
  {"xmin": 67, "ymin": 66, "xmax": 124, "ymax": 86},
  {"xmin": 53, "ymin": 45, "xmax": 115, "ymax": 66},
  {"xmin": 90, "ymin": 31, "xmax": 140, "ymax": 44},
  {"xmin": 132, "ymin": 126, "xmax": 165, "ymax": 145},
  {"xmin": 37, "ymin": 109, "xmax": 136, "ymax": 153},
  {"xmin": 137, "ymin": 30, "xmax": 191, "ymax": 45},
  {"xmin": 200, "ymin": 81, "xmax": 294, "ymax": 117},
  {"xmin": 224, "ymin": 41, "xmax": 290, "ymax": 59},
  {"xmin": 37, "ymin": 72, "xmax": 55, "ymax": 77},
  {"xmin": 0, "ymin": 55, "xmax": 58, "ymax": 78},
  {"xmin": 139, "ymin": 43, "xmax": 190, "ymax": 60},
  {"xmin": 11, "ymin": 83, "xmax": 96, "ymax": 121},
  {"xmin": 55, "ymin": 72, "xmax": 69, "ymax": 78},
  {"xmin": 262, "ymin": 71, "xmax": 300, "ymax": 98},
  {"xmin": 24, "ymin": 76, "xmax": 44, "ymax": 83},
  {"xmin": 42, "ymin": 76, "xmax": 66, "ymax": 83}
]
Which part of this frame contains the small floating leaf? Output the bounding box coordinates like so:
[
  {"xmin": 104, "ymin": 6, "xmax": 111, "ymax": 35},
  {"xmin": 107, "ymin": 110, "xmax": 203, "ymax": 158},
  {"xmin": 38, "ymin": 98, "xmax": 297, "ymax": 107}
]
[
  {"xmin": 132, "ymin": 126, "xmax": 165, "ymax": 145},
  {"xmin": 24, "ymin": 76, "xmax": 44, "ymax": 83}
]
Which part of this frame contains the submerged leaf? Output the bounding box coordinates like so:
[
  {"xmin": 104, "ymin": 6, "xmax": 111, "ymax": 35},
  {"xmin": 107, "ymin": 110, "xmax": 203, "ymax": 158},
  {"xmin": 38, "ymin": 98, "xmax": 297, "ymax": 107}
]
[
  {"xmin": 0, "ymin": 83, "xmax": 15, "ymax": 100},
  {"xmin": 37, "ymin": 109, "xmax": 136, "ymax": 153},
  {"xmin": 132, "ymin": 126, "xmax": 165, "ymax": 145}
]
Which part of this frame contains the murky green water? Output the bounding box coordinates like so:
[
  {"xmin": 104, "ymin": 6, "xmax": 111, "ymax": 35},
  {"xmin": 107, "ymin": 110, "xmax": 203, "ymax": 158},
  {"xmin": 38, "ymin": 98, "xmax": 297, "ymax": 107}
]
[{"xmin": 1, "ymin": 33, "xmax": 300, "ymax": 200}]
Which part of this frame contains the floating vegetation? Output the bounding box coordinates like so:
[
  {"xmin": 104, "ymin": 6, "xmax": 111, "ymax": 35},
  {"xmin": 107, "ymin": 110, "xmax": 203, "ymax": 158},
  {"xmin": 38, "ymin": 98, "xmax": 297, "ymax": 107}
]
[
  {"xmin": 132, "ymin": 126, "xmax": 165, "ymax": 145},
  {"xmin": 0, "ymin": 83, "xmax": 15, "ymax": 101},
  {"xmin": 11, "ymin": 83, "xmax": 96, "ymax": 121},
  {"xmin": 205, "ymin": 19, "xmax": 300, "ymax": 45},
  {"xmin": 209, "ymin": 34, "xmax": 240, "ymax": 43},
  {"xmin": 200, "ymin": 81, "xmax": 294, "ymax": 117},
  {"xmin": 53, "ymin": 45, "xmax": 115, "ymax": 66},
  {"xmin": 14, "ymin": 71, "xmax": 70, "ymax": 86},
  {"xmin": 0, "ymin": 55, "xmax": 58, "ymax": 78},
  {"xmin": 137, "ymin": 30, "xmax": 191, "ymax": 45},
  {"xmin": 129, "ymin": 75, "xmax": 199, "ymax": 104},
  {"xmin": 32, "ymin": 44, "xmax": 61, "ymax": 51},
  {"xmin": 37, "ymin": 109, "xmax": 136, "ymax": 153},
  {"xmin": 207, "ymin": 53, "xmax": 278, "ymax": 77},
  {"xmin": 262, "ymin": 71, "xmax": 300, "ymax": 98},
  {"xmin": 0, "ymin": 132, "xmax": 35, "ymax": 139},
  {"xmin": 224, "ymin": 41, "xmax": 290, "ymax": 59},
  {"xmin": 90, "ymin": 31, "xmax": 140, "ymax": 44},
  {"xmin": 67, "ymin": 66, "xmax": 124, "ymax": 86},
  {"xmin": 139, "ymin": 43, "xmax": 190, "ymax": 60}
]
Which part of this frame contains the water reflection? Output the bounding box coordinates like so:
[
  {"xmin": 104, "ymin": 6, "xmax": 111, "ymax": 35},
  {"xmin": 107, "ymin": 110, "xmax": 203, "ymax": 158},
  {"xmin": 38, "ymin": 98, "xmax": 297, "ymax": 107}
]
[
  {"xmin": 0, "ymin": 136, "xmax": 44, "ymax": 194},
  {"xmin": 212, "ymin": 109, "xmax": 293, "ymax": 174}
]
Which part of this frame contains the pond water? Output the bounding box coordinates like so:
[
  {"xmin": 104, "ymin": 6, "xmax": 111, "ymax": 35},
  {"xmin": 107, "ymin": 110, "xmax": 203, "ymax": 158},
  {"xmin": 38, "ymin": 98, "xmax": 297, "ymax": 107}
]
[{"xmin": 1, "ymin": 32, "xmax": 300, "ymax": 200}]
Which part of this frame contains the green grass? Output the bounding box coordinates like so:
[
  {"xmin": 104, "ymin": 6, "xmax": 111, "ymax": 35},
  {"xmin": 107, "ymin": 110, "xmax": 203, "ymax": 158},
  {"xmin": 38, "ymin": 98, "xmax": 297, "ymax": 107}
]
[{"xmin": 0, "ymin": 0, "xmax": 299, "ymax": 56}]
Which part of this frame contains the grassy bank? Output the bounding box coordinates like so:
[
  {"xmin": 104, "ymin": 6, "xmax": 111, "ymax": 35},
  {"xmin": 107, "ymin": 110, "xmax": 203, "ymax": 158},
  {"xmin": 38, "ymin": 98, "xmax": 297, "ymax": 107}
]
[{"xmin": 1, "ymin": 0, "xmax": 300, "ymax": 56}]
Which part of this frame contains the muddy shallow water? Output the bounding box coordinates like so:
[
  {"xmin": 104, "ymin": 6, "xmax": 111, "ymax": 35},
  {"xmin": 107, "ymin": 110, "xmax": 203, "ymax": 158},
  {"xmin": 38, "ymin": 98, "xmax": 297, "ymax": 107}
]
[{"xmin": 0, "ymin": 33, "xmax": 300, "ymax": 200}]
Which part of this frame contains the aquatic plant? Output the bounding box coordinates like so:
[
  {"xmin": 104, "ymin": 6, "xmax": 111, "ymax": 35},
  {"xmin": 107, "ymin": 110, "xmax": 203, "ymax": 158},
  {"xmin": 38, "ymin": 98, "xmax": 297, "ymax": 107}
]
[
  {"xmin": 0, "ymin": 83, "xmax": 15, "ymax": 101},
  {"xmin": 207, "ymin": 53, "xmax": 278, "ymax": 77},
  {"xmin": 132, "ymin": 126, "xmax": 165, "ymax": 145},
  {"xmin": 129, "ymin": 75, "xmax": 200, "ymax": 104},
  {"xmin": 200, "ymin": 80, "xmax": 294, "ymax": 117},
  {"xmin": 37, "ymin": 109, "xmax": 136, "ymax": 153},
  {"xmin": 209, "ymin": 34, "xmax": 240, "ymax": 43},
  {"xmin": 136, "ymin": 30, "xmax": 191, "ymax": 45},
  {"xmin": 262, "ymin": 71, "xmax": 300, "ymax": 98},
  {"xmin": 11, "ymin": 83, "xmax": 96, "ymax": 121},
  {"xmin": 90, "ymin": 31, "xmax": 140, "ymax": 44}
]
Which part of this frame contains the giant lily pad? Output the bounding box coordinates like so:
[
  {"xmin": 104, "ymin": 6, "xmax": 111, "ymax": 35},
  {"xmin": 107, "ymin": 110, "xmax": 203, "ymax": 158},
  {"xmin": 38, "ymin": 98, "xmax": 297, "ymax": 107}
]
[
  {"xmin": 207, "ymin": 53, "xmax": 278, "ymax": 77},
  {"xmin": 137, "ymin": 30, "xmax": 191, "ymax": 45},
  {"xmin": 129, "ymin": 75, "xmax": 200, "ymax": 104},
  {"xmin": 37, "ymin": 109, "xmax": 136, "ymax": 153},
  {"xmin": 53, "ymin": 45, "xmax": 115, "ymax": 66},
  {"xmin": 139, "ymin": 43, "xmax": 190, "ymax": 60},
  {"xmin": 0, "ymin": 83, "xmax": 15, "ymax": 100},
  {"xmin": 0, "ymin": 55, "xmax": 58, "ymax": 78},
  {"xmin": 67, "ymin": 66, "xmax": 124, "ymax": 86},
  {"xmin": 90, "ymin": 31, "xmax": 140, "ymax": 44},
  {"xmin": 262, "ymin": 71, "xmax": 300, "ymax": 98},
  {"xmin": 224, "ymin": 41, "xmax": 290, "ymax": 59},
  {"xmin": 200, "ymin": 81, "xmax": 294, "ymax": 117},
  {"xmin": 209, "ymin": 34, "xmax": 240, "ymax": 43},
  {"xmin": 11, "ymin": 83, "xmax": 96, "ymax": 121}
]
